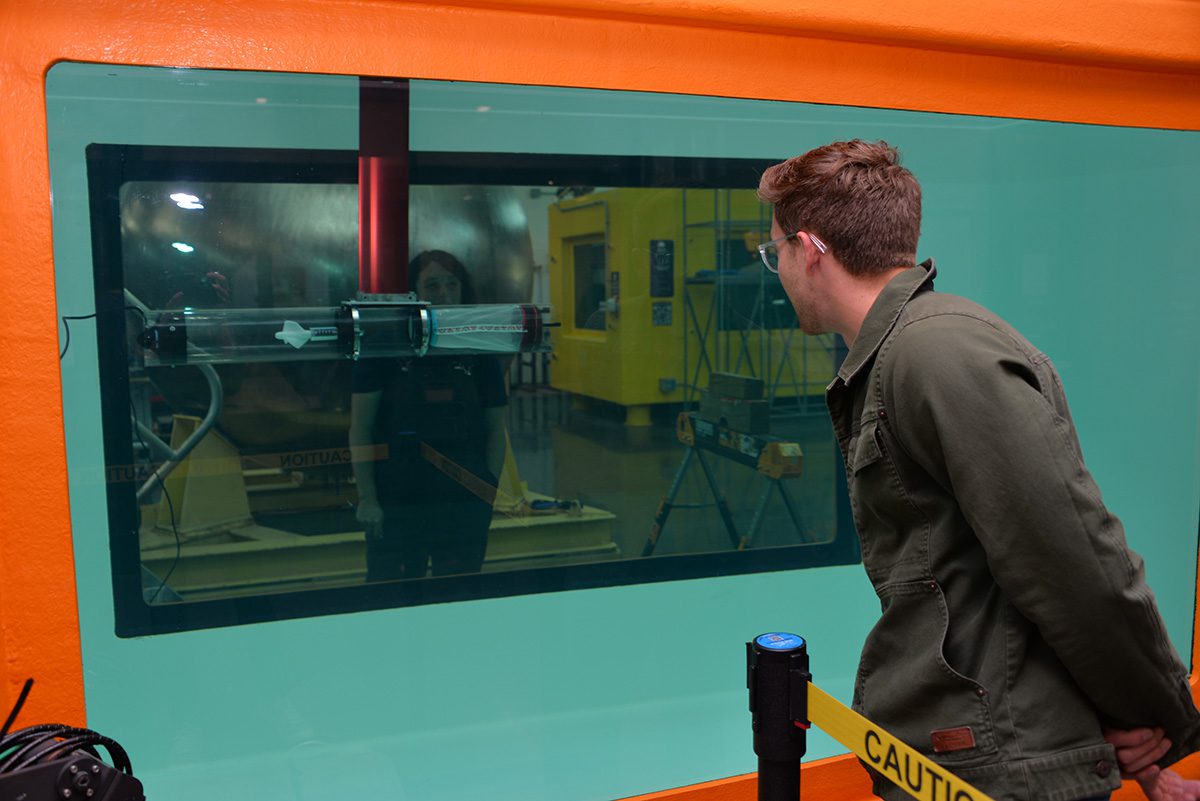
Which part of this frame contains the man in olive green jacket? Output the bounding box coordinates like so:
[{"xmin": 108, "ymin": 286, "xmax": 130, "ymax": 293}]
[{"xmin": 758, "ymin": 140, "xmax": 1200, "ymax": 801}]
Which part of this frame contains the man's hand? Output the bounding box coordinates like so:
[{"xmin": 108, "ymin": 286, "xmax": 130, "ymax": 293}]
[
  {"xmin": 1105, "ymin": 726, "xmax": 1172, "ymax": 781},
  {"xmin": 1138, "ymin": 769, "xmax": 1200, "ymax": 801}
]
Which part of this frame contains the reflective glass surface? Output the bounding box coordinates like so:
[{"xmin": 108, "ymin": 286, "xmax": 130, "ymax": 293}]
[{"xmin": 77, "ymin": 77, "xmax": 858, "ymax": 634}]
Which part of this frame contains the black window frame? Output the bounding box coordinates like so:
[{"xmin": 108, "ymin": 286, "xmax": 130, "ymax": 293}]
[{"xmin": 86, "ymin": 142, "xmax": 859, "ymax": 637}]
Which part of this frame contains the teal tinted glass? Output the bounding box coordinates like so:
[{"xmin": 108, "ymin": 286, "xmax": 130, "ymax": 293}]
[
  {"xmin": 60, "ymin": 69, "xmax": 859, "ymax": 635},
  {"xmin": 47, "ymin": 63, "xmax": 1200, "ymax": 801}
]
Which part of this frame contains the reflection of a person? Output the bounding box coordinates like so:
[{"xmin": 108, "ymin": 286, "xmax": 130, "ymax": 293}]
[{"xmin": 349, "ymin": 250, "xmax": 508, "ymax": 580}]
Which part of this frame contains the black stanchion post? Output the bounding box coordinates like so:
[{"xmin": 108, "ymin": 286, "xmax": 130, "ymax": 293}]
[{"xmin": 747, "ymin": 633, "xmax": 810, "ymax": 801}]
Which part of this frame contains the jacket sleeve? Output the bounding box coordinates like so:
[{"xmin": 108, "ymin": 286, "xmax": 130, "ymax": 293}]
[{"xmin": 880, "ymin": 313, "xmax": 1200, "ymax": 768}]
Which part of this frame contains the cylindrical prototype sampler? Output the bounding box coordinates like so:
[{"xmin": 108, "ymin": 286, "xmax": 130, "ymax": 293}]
[
  {"xmin": 135, "ymin": 298, "xmax": 551, "ymax": 366},
  {"xmin": 747, "ymin": 632, "xmax": 810, "ymax": 801}
]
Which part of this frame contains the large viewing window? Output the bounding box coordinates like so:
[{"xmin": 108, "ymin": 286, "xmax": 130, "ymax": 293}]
[{"xmin": 75, "ymin": 74, "xmax": 858, "ymax": 635}]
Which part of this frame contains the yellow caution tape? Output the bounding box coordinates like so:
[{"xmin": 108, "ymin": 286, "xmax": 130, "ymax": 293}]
[{"xmin": 807, "ymin": 682, "xmax": 998, "ymax": 801}]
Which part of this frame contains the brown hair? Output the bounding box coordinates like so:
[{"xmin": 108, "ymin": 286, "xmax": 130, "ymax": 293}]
[
  {"xmin": 408, "ymin": 249, "xmax": 477, "ymax": 303},
  {"xmin": 758, "ymin": 140, "xmax": 921, "ymax": 276}
]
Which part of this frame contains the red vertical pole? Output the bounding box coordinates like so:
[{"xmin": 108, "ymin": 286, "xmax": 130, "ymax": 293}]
[{"xmin": 358, "ymin": 78, "xmax": 410, "ymax": 295}]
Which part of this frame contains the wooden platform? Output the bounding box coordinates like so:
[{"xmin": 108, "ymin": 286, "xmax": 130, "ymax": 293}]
[{"xmin": 140, "ymin": 499, "xmax": 618, "ymax": 600}]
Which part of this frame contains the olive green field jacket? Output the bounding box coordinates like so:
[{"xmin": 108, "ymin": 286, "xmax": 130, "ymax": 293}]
[{"xmin": 828, "ymin": 262, "xmax": 1200, "ymax": 801}]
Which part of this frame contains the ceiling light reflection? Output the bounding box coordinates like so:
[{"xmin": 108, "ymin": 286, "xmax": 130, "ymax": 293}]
[{"xmin": 169, "ymin": 192, "xmax": 205, "ymax": 210}]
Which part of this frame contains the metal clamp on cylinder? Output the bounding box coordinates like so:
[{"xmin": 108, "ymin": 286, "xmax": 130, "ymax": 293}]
[{"xmin": 747, "ymin": 632, "xmax": 811, "ymax": 801}]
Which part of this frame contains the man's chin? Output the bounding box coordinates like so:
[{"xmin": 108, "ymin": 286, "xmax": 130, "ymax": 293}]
[{"xmin": 797, "ymin": 318, "xmax": 825, "ymax": 336}]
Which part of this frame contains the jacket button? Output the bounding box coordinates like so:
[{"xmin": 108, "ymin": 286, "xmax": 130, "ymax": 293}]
[{"xmin": 1093, "ymin": 760, "xmax": 1113, "ymax": 778}]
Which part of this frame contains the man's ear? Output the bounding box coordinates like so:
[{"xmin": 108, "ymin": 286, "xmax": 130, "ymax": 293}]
[{"xmin": 800, "ymin": 233, "xmax": 824, "ymax": 271}]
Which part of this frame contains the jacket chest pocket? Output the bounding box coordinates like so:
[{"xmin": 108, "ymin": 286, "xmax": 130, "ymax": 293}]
[
  {"xmin": 849, "ymin": 421, "xmax": 884, "ymax": 474},
  {"xmin": 847, "ymin": 420, "xmax": 927, "ymax": 574},
  {"xmin": 846, "ymin": 421, "xmax": 885, "ymax": 566}
]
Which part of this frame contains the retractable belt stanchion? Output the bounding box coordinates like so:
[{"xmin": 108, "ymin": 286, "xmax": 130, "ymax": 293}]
[
  {"xmin": 747, "ymin": 633, "xmax": 811, "ymax": 801},
  {"xmin": 748, "ymin": 632, "xmax": 1000, "ymax": 801}
]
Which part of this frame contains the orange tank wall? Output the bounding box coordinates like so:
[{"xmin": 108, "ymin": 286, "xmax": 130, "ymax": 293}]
[{"xmin": 1, "ymin": 1, "xmax": 1197, "ymax": 798}]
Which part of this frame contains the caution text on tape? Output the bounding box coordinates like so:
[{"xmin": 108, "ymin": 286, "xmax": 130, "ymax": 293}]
[{"xmin": 807, "ymin": 682, "xmax": 997, "ymax": 801}]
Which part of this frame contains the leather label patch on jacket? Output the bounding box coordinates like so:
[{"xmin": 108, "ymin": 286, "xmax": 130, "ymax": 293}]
[{"xmin": 931, "ymin": 726, "xmax": 976, "ymax": 753}]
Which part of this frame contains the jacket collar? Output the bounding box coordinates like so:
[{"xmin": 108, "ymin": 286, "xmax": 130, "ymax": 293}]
[{"xmin": 835, "ymin": 259, "xmax": 936, "ymax": 385}]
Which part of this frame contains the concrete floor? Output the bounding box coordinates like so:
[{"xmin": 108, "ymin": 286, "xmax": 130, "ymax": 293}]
[{"xmin": 506, "ymin": 389, "xmax": 843, "ymax": 561}]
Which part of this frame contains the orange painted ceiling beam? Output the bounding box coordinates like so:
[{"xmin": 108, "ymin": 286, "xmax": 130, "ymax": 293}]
[{"xmin": 437, "ymin": 0, "xmax": 1200, "ymax": 73}]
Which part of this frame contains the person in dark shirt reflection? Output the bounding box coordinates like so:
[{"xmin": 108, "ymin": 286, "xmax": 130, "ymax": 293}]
[{"xmin": 349, "ymin": 250, "xmax": 508, "ymax": 580}]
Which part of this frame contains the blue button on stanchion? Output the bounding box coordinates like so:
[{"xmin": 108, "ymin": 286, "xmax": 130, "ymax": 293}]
[
  {"xmin": 747, "ymin": 632, "xmax": 810, "ymax": 801},
  {"xmin": 755, "ymin": 633, "xmax": 806, "ymax": 652}
]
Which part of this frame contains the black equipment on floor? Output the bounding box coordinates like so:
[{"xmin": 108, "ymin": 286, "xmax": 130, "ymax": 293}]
[{"xmin": 0, "ymin": 680, "xmax": 145, "ymax": 801}]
